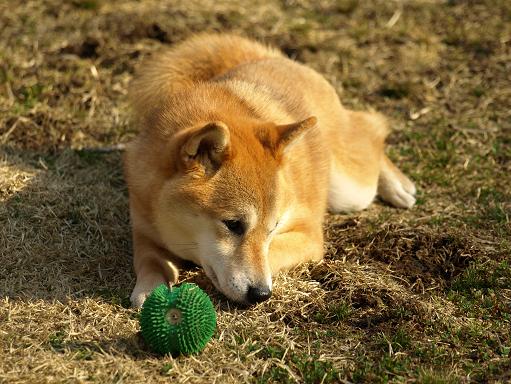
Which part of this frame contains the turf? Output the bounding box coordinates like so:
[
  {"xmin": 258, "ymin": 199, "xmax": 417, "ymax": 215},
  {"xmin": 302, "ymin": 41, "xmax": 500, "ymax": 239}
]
[{"xmin": 0, "ymin": 0, "xmax": 510, "ymax": 383}]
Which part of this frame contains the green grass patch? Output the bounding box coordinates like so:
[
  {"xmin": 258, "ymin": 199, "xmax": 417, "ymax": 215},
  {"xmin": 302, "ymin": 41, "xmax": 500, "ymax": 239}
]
[
  {"xmin": 313, "ymin": 301, "xmax": 352, "ymax": 324},
  {"xmin": 48, "ymin": 330, "xmax": 67, "ymax": 352},
  {"xmin": 448, "ymin": 260, "xmax": 511, "ymax": 319},
  {"xmin": 256, "ymin": 366, "xmax": 293, "ymax": 384},
  {"xmin": 450, "ymin": 260, "xmax": 511, "ymax": 292},
  {"xmin": 160, "ymin": 363, "xmax": 173, "ymax": 376},
  {"xmin": 19, "ymin": 83, "xmax": 45, "ymax": 109},
  {"xmin": 255, "ymin": 345, "xmax": 340, "ymax": 384},
  {"xmin": 351, "ymin": 353, "xmax": 414, "ymax": 383}
]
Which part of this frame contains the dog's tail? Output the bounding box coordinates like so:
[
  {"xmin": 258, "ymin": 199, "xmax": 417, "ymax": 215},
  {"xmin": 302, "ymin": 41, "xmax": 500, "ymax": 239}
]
[{"xmin": 129, "ymin": 33, "xmax": 282, "ymax": 115}]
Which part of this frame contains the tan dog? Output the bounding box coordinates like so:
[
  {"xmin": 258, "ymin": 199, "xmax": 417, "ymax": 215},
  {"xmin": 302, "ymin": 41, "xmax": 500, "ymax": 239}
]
[{"xmin": 124, "ymin": 33, "xmax": 416, "ymax": 308}]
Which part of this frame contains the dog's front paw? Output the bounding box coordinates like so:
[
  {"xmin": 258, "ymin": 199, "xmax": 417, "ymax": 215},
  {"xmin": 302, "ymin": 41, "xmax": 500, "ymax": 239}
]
[
  {"xmin": 130, "ymin": 277, "xmax": 166, "ymax": 308},
  {"xmin": 130, "ymin": 289, "xmax": 149, "ymax": 309}
]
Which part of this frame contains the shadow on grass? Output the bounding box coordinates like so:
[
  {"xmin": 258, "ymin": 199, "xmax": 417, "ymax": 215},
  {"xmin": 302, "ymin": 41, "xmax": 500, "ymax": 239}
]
[
  {"xmin": 0, "ymin": 146, "xmax": 133, "ymax": 302},
  {"xmin": 47, "ymin": 325, "xmax": 189, "ymax": 360}
]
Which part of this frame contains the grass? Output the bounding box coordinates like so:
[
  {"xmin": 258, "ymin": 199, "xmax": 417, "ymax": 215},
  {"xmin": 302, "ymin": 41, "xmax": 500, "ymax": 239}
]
[{"xmin": 1, "ymin": 0, "xmax": 510, "ymax": 382}]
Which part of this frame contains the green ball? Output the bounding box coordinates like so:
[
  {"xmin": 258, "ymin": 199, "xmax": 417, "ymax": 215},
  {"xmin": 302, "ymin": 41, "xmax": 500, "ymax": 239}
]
[{"xmin": 140, "ymin": 283, "xmax": 216, "ymax": 355}]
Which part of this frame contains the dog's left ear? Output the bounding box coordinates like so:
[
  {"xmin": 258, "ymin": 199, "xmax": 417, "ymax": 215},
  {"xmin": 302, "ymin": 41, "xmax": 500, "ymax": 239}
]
[{"xmin": 179, "ymin": 121, "xmax": 231, "ymax": 175}]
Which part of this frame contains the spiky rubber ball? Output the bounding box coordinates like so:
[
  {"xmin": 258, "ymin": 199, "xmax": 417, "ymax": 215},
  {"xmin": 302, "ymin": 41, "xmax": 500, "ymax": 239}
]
[{"xmin": 140, "ymin": 283, "xmax": 216, "ymax": 355}]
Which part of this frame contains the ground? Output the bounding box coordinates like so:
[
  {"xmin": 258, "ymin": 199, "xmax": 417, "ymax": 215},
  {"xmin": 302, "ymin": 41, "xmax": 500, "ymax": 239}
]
[{"xmin": 0, "ymin": 0, "xmax": 510, "ymax": 383}]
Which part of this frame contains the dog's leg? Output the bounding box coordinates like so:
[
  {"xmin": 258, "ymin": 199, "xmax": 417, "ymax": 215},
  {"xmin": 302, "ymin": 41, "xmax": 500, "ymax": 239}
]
[
  {"xmin": 327, "ymin": 110, "xmax": 415, "ymax": 212},
  {"xmin": 326, "ymin": 110, "xmax": 385, "ymax": 213},
  {"xmin": 328, "ymin": 166, "xmax": 379, "ymax": 213},
  {"xmin": 130, "ymin": 232, "xmax": 179, "ymax": 308},
  {"xmin": 377, "ymin": 154, "xmax": 416, "ymax": 208}
]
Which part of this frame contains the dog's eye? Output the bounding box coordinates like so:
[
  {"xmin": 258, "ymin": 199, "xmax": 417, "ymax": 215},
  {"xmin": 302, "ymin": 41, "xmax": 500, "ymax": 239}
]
[{"xmin": 222, "ymin": 220, "xmax": 245, "ymax": 236}]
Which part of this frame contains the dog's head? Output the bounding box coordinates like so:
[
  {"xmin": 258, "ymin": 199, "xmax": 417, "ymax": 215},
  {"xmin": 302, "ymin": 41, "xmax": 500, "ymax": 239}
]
[{"xmin": 152, "ymin": 116, "xmax": 316, "ymax": 304}]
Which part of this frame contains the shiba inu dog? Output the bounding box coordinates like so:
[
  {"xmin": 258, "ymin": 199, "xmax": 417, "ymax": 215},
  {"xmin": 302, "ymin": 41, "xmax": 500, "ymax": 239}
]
[{"xmin": 125, "ymin": 33, "xmax": 416, "ymax": 308}]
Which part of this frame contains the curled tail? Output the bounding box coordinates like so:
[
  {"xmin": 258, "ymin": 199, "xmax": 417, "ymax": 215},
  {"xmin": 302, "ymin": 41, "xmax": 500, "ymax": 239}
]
[{"xmin": 129, "ymin": 33, "xmax": 282, "ymax": 114}]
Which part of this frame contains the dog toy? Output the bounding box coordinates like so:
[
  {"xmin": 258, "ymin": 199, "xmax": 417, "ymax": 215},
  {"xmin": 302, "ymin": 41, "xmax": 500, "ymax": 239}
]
[{"xmin": 140, "ymin": 283, "xmax": 216, "ymax": 355}]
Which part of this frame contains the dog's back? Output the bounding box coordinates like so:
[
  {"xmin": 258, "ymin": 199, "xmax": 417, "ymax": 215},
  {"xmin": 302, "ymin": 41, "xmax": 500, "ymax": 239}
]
[{"xmin": 129, "ymin": 33, "xmax": 283, "ymax": 117}]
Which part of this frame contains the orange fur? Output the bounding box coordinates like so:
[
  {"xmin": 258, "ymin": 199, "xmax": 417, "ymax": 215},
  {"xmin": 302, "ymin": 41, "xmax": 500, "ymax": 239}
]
[{"xmin": 124, "ymin": 33, "xmax": 416, "ymax": 307}]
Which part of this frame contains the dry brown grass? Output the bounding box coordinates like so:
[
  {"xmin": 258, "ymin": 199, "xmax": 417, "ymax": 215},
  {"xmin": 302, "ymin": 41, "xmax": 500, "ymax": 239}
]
[{"xmin": 1, "ymin": 0, "xmax": 510, "ymax": 383}]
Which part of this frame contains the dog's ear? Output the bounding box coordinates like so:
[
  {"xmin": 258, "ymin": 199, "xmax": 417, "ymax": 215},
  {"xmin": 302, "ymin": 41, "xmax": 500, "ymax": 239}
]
[
  {"xmin": 179, "ymin": 121, "xmax": 231, "ymax": 175},
  {"xmin": 259, "ymin": 116, "xmax": 317, "ymax": 157},
  {"xmin": 275, "ymin": 116, "xmax": 317, "ymax": 150}
]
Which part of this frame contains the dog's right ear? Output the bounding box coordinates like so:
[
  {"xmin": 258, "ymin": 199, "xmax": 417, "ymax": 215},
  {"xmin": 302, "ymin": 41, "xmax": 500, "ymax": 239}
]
[{"xmin": 177, "ymin": 122, "xmax": 231, "ymax": 176}]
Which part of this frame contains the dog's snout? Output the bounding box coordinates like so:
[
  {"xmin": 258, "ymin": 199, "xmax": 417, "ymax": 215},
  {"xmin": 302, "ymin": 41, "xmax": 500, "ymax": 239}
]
[{"xmin": 246, "ymin": 285, "xmax": 272, "ymax": 304}]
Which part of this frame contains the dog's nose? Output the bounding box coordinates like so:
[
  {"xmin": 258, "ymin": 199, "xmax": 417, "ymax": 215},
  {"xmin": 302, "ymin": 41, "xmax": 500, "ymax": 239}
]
[{"xmin": 246, "ymin": 285, "xmax": 272, "ymax": 304}]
